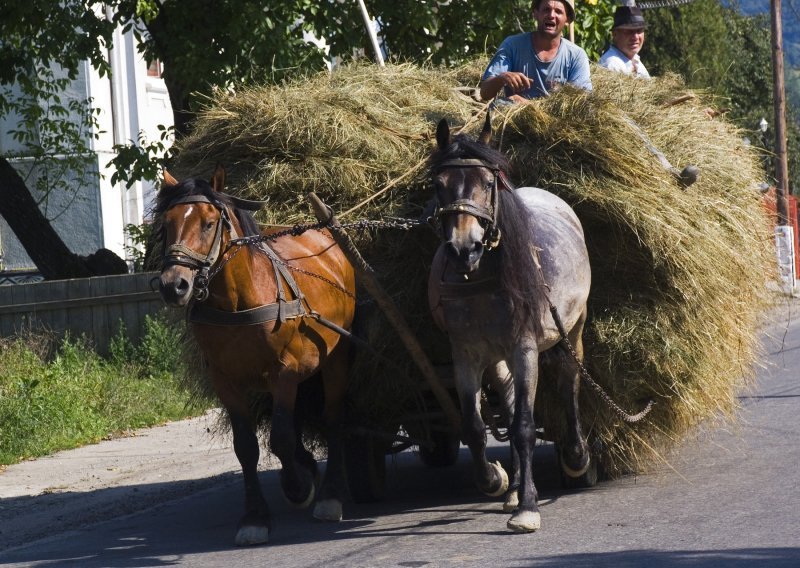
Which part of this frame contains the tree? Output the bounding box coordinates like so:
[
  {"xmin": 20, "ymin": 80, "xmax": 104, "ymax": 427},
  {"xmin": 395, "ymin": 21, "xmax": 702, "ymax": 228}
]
[
  {"xmin": 643, "ymin": 0, "xmax": 800, "ymax": 191},
  {"xmin": 7, "ymin": 0, "xmax": 786, "ymax": 279},
  {"xmin": 0, "ymin": 1, "xmax": 124, "ymax": 279}
]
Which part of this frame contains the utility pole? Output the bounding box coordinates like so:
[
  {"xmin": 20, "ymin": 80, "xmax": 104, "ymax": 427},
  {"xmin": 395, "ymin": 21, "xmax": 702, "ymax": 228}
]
[
  {"xmin": 771, "ymin": 0, "xmax": 790, "ymax": 225},
  {"xmin": 771, "ymin": 0, "xmax": 797, "ymax": 294}
]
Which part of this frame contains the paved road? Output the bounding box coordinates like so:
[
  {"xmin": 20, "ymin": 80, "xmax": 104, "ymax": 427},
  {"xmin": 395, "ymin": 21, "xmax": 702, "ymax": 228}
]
[{"xmin": 1, "ymin": 301, "xmax": 799, "ymax": 567}]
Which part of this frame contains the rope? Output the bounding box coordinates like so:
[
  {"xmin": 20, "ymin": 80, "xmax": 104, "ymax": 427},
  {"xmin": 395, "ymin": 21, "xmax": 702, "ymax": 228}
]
[{"xmin": 547, "ymin": 302, "xmax": 654, "ymax": 423}]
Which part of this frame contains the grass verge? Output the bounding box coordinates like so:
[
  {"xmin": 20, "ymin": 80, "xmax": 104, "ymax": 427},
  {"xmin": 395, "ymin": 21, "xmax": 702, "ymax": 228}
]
[{"xmin": 0, "ymin": 314, "xmax": 210, "ymax": 466}]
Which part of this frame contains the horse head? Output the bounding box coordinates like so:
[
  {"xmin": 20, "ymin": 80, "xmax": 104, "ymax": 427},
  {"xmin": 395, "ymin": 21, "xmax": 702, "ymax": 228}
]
[
  {"xmin": 157, "ymin": 165, "xmax": 238, "ymax": 307},
  {"xmin": 431, "ymin": 113, "xmax": 507, "ymax": 274}
]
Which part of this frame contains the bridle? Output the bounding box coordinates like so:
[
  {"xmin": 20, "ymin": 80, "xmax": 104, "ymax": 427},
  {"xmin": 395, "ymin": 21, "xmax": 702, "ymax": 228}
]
[
  {"xmin": 432, "ymin": 158, "xmax": 512, "ymax": 250},
  {"xmin": 161, "ymin": 195, "xmax": 242, "ymax": 302}
]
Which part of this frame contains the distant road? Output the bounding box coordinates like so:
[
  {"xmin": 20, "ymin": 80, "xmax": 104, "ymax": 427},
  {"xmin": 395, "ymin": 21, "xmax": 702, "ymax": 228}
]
[{"xmin": 1, "ymin": 301, "xmax": 799, "ymax": 567}]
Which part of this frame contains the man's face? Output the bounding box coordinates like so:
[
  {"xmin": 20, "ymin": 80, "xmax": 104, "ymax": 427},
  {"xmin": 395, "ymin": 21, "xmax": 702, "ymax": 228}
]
[
  {"xmin": 613, "ymin": 27, "xmax": 645, "ymax": 59},
  {"xmin": 533, "ymin": 1, "xmax": 569, "ymax": 39}
]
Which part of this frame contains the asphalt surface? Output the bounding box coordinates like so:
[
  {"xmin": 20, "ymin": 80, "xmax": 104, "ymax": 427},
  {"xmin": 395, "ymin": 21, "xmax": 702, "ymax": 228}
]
[{"xmin": 0, "ymin": 298, "xmax": 799, "ymax": 567}]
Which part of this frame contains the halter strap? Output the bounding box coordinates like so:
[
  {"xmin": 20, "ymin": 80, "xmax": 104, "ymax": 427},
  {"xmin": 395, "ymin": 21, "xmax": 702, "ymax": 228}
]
[
  {"xmin": 432, "ymin": 157, "xmax": 504, "ymax": 249},
  {"xmin": 434, "ymin": 158, "xmax": 500, "ymax": 171},
  {"xmin": 161, "ymin": 191, "xmax": 306, "ymax": 322}
]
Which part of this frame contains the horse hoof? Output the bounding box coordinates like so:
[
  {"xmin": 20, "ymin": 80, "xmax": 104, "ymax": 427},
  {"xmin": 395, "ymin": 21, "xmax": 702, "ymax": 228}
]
[
  {"xmin": 235, "ymin": 525, "xmax": 269, "ymax": 546},
  {"xmin": 484, "ymin": 461, "xmax": 509, "ymax": 497},
  {"xmin": 313, "ymin": 498, "xmax": 343, "ymax": 522},
  {"xmin": 561, "ymin": 452, "xmax": 590, "ymax": 479},
  {"xmin": 502, "ymin": 489, "xmax": 519, "ymax": 513},
  {"xmin": 507, "ymin": 510, "xmax": 541, "ymax": 533},
  {"xmin": 286, "ymin": 481, "xmax": 316, "ymax": 509}
]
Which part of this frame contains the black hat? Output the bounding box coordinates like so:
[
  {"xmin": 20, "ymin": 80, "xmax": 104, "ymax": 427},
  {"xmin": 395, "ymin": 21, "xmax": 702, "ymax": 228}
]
[{"xmin": 613, "ymin": 3, "xmax": 647, "ymax": 30}]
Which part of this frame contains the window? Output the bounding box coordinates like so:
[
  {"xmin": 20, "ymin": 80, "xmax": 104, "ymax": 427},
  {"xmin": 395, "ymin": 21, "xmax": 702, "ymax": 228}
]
[{"xmin": 147, "ymin": 59, "xmax": 163, "ymax": 78}]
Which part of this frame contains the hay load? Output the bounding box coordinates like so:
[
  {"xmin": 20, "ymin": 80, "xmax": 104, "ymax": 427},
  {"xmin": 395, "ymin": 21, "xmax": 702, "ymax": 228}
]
[{"xmin": 172, "ymin": 62, "xmax": 775, "ymax": 476}]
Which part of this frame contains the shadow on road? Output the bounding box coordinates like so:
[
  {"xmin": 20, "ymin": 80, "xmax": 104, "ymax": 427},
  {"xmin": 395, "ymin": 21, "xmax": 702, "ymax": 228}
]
[{"xmin": 0, "ymin": 441, "xmax": 591, "ymax": 566}]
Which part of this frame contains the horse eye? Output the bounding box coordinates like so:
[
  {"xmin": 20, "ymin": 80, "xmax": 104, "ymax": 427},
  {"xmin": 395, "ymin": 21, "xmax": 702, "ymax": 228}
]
[{"xmin": 204, "ymin": 220, "xmax": 215, "ymax": 232}]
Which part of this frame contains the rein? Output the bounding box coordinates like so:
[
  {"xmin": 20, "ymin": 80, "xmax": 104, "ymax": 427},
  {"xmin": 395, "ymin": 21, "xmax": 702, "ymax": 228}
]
[
  {"xmin": 529, "ymin": 249, "xmax": 654, "ymax": 424},
  {"xmin": 432, "ymin": 158, "xmax": 512, "ymax": 250}
]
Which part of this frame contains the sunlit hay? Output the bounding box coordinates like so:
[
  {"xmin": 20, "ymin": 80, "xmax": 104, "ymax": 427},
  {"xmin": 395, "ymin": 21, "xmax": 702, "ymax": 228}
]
[
  {"xmin": 171, "ymin": 61, "xmax": 775, "ymax": 474},
  {"xmin": 495, "ymin": 67, "xmax": 775, "ymax": 474},
  {"xmin": 174, "ymin": 62, "xmax": 478, "ymax": 225}
]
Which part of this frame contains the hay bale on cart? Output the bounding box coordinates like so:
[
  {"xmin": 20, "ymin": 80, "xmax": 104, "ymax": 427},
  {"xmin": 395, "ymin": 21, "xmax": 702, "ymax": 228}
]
[{"xmin": 171, "ymin": 61, "xmax": 775, "ymax": 491}]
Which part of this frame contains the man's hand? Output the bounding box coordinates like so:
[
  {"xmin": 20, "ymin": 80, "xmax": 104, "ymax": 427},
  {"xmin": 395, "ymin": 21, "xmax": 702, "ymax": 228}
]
[
  {"xmin": 499, "ymin": 71, "xmax": 532, "ymax": 93},
  {"xmin": 507, "ymin": 94, "xmax": 529, "ymax": 104},
  {"xmin": 480, "ymin": 72, "xmax": 532, "ymax": 101}
]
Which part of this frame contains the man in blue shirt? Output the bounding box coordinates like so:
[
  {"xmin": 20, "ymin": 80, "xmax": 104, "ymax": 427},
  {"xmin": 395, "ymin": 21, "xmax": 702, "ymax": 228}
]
[{"xmin": 480, "ymin": 0, "xmax": 592, "ymax": 102}]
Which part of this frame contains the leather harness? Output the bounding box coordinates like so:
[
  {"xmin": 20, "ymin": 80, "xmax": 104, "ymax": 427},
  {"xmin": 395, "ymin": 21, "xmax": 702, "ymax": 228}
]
[
  {"xmin": 432, "ymin": 157, "xmax": 511, "ymax": 251},
  {"xmin": 431, "ymin": 157, "xmax": 511, "ymax": 297},
  {"xmin": 161, "ymin": 194, "xmax": 306, "ymax": 326}
]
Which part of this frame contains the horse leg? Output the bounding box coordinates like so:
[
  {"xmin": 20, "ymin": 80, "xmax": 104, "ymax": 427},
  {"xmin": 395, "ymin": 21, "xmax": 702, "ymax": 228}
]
[
  {"xmin": 313, "ymin": 343, "xmax": 350, "ymax": 522},
  {"xmin": 554, "ymin": 318, "xmax": 590, "ymax": 479},
  {"xmin": 507, "ymin": 338, "xmax": 541, "ymax": 533},
  {"xmin": 453, "ymin": 353, "xmax": 509, "ymax": 498},
  {"xmin": 485, "ymin": 361, "xmax": 520, "ymax": 512},
  {"xmin": 229, "ymin": 409, "xmax": 271, "ymax": 546},
  {"xmin": 270, "ymin": 380, "xmax": 316, "ymax": 509},
  {"xmin": 293, "ymin": 413, "xmax": 319, "ymax": 484}
]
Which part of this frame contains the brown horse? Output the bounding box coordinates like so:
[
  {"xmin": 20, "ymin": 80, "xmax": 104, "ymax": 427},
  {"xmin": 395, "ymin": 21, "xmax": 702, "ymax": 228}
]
[
  {"xmin": 156, "ymin": 166, "xmax": 356, "ymax": 545},
  {"xmin": 428, "ymin": 115, "xmax": 593, "ymax": 533}
]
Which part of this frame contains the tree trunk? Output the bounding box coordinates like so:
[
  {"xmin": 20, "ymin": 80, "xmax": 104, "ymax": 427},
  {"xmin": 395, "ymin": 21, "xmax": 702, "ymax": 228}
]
[
  {"xmin": 1, "ymin": 157, "xmax": 94, "ymax": 279},
  {"xmin": 144, "ymin": 12, "xmax": 193, "ymax": 138}
]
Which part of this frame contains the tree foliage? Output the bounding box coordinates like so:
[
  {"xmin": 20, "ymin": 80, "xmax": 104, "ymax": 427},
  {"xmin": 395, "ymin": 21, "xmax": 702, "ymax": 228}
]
[
  {"xmin": 1, "ymin": 0, "xmax": 796, "ymax": 279},
  {"xmin": 574, "ymin": 0, "xmax": 615, "ymax": 61},
  {"xmin": 643, "ymin": 0, "xmax": 800, "ymax": 191}
]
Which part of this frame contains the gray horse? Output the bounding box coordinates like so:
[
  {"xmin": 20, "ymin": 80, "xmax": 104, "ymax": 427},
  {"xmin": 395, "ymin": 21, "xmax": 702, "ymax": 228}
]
[{"xmin": 427, "ymin": 115, "xmax": 593, "ymax": 532}]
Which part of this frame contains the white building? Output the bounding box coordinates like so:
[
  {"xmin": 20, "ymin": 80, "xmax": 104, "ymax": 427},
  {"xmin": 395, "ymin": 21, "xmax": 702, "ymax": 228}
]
[{"xmin": 0, "ymin": 24, "xmax": 173, "ymax": 280}]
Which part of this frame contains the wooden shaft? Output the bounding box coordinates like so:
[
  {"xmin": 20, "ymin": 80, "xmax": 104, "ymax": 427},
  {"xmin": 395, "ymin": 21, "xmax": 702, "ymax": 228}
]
[{"xmin": 307, "ymin": 192, "xmax": 461, "ymax": 433}]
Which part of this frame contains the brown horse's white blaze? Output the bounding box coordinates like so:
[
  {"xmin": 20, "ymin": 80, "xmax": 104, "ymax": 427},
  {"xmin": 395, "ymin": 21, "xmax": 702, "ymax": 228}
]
[
  {"xmin": 428, "ymin": 115, "xmax": 593, "ymax": 533},
  {"xmin": 157, "ymin": 166, "xmax": 356, "ymax": 545}
]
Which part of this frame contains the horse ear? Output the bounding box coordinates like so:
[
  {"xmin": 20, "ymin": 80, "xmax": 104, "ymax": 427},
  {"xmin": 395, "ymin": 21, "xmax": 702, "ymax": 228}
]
[
  {"xmin": 162, "ymin": 169, "xmax": 179, "ymax": 188},
  {"xmin": 436, "ymin": 118, "xmax": 451, "ymax": 150},
  {"xmin": 478, "ymin": 111, "xmax": 493, "ymax": 146},
  {"xmin": 211, "ymin": 163, "xmax": 226, "ymax": 193}
]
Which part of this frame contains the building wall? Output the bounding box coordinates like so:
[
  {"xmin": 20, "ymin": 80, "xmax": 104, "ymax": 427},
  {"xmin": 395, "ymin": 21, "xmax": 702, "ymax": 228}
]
[{"xmin": 0, "ymin": 25, "xmax": 173, "ymax": 275}]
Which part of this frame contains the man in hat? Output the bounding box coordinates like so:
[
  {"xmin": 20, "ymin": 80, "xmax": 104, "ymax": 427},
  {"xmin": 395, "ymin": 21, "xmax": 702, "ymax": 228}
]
[
  {"xmin": 480, "ymin": 0, "xmax": 592, "ymax": 102},
  {"xmin": 599, "ymin": 1, "xmax": 650, "ymax": 78},
  {"xmin": 598, "ymin": 2, "xmax": 699, "ymax": 187}
]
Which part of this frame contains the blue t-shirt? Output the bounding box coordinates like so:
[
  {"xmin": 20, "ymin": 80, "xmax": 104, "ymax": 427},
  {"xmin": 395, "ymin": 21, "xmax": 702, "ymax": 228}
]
[{"xmin": 482, "ymin": 33, "xmax": 592, "ymax": 99}]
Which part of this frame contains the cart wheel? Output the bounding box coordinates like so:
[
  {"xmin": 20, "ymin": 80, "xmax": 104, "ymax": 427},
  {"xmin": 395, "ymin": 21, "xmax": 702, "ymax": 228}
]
[
  {"xmin": 344, "ymin": 432, "xmax": 386, "ymax": 503},
  {"xmin": 418, "ymin": 429, "xmax": 461, "ymax": 468}
]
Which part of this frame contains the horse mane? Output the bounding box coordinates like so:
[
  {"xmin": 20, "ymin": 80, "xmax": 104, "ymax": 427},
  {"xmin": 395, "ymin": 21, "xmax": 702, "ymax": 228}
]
[
  {"xmin": 431, "ymin": 133, "xmax": 546, "ymax": 340},
  {"xmin": 154, "ymin": 176, "xmax": 261, "ymax": 237},
  {"xmin": 496, "ymin": 189, "xmax": 547, "ymax": 341}
]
